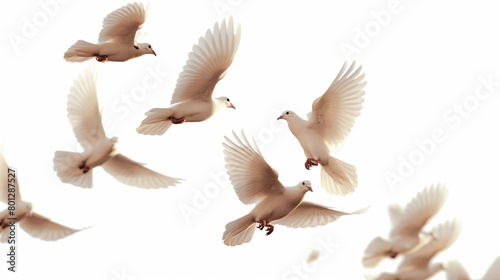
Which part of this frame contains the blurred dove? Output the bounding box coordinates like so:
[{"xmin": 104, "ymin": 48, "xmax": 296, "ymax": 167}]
[
  {"xmin": 53, "ymin": 66, "xmax": 180, "ymax": 189},
  {"xmin": 362, "ymin": 183, "xmax": 448, "ymax": 268},
  {"xmin": 446, "ymin": 257, "xmax": 500, "ymax": 280},
  {"xmin": 306, "ymin": 249, "xmax": 321, "ymax": 263},
  {"xmin": 136, "ymin": 17, "xmax": 239, "ymax": 135},
  {"xmin": 221, "ymin": 131, "xmax": 368, "ymax": 246},
  {"xmin": 277, "ymin": 61, "xmax": 366, "ymax": 196},
  {"xmin": 373, "ymin": 219, "xmax": 462, "ymax": 280},
  {"xmin": 64, "ymin": 2, "xmax": 156, "ymax": 62},
  {"xmin": 0, "ymin": 151, "xmax": 83, "ymax": 242}
]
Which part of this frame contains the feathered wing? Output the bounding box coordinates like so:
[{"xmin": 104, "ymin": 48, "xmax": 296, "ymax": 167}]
[
  {"xmin": 445, "ymin": 259, "xmax": 471, "ymax": 280},
  {"xmin": 387, "ymin": 203, "xmax": 404, "ymax": 226},
  {"xmin": 398, "ymin": 219, "xmax": 462, "ymax": 271},
  {"xmin": 0, "ymin": 152, "xmax": 21, "ymax": 204},
  {"xmin": 390, "ymin": 183, "xmax": 448, "ymax": 239},
  {"xmin": 170, "ymin": 17, "xmax": 241, "ymax": 104},
  {"xmin": 223, "ymin": 131, "xmax": 284, "ymax": 204},
  {"xmin": 482, "ymin": 257, "xmax": 500, "ymax": 280},
  {"xmin": 307, "ymin": 61, "xmax": 366, "ymax": 148},
  {"xmin": 101, "ymin": 154, "xmax": 181, "ymax": 189},
  {"xmin": 67, "ymin": 65, "xmax": 106, "ymax": 149},
  {"xmin": 274, "ymin": 202, "xmax": 368, "ymax": 228},
  {"xmin": 98, "ymin": 2, "xmax": 149, "ymax": 45},
  {"xmin": 19, "ymin": 212, "xmax": 83, "ymax": 241},
  {"xmin": 362, "ymin": 236, "xmax": 394, "ymax": 268}
]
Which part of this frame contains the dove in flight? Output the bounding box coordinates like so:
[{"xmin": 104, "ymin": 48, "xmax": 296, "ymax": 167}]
[
  {"xmin": 53, "ymin": 66, "xmax": 180, "ymax": 189},
  {"xmin": 136, "ymin": 17, "xmax": 239, "ymax": 135},
  {"xmin": 0, "ymin": 151, "xmax": 84, "ymax": 242},
  {"xmin": 362, "ymin": 183, "xmax": 449, "ymax": 268},
  {"xmin": 221, "ymin": 131, "xmax": 368, "ymax": 246},
  {"xmin": 64, "ymin": 2, "xmax": 156, "ymax": 62},
  {"xmin": 277, "ymin": 61, "xmax": 366, "ymax": 196},
  {"xmin": 373, "ymin": 219, "xmax": 462, "ymax": 280},
  {"xmin": 445, "ymin": 257, "xmax": 500, "ymax": 280}
]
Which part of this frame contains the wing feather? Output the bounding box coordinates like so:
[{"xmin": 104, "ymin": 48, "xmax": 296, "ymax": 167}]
[
  {"xmin": 19, "ymin": 212, "xmax": 83, "ymax": 241},
  {"xmin": 170, "ymin": 17, "xmax": 241, "ymax": 104},
  {"xmin": 98, "ymin": 2, "xmax": 149, "ymax": 44}
]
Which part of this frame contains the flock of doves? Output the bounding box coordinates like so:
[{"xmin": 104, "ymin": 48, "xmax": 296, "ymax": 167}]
[{"xmin": 1, "ymin": 2, "xmax": 497, "ymax": 279}]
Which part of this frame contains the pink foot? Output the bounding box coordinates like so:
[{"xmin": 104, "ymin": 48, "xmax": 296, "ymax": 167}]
[
  {"xmin": 78, "ymin": 161, "xmax": 86, "ymax": 169},
  {"xmin": 305, "ymin": 158, "xmax": 318, "ymax": 170},
  {"xmin": 96, "ymin": 55, "xmax": 108, "ymax": 62},
  {"xmin": 169, "ymin": 116, "xmax": 186, "ymax": 124},
  {"xmin": 257, "ymin": 220, "xmax": 267, "ymax": 231},
  {"xmin": 82, "ymin": 167, "xmax": 91, "ymax": 174},
  {"xmin": 390, "ymin": 251, "xmax": 399, "ymax": 258},
  {"xmin": 265, "ymin": 224, "xmax": 274, "ymax": 236}
]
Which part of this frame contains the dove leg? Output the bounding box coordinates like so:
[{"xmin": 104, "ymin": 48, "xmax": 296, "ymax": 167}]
[
  {"xmin": 170, "ymin": 117, "xmax": 186, "ymax": 124},
  {"xmin": 95, "ymin": 55, "xmax": 108, "ymax": 62},
  {"xmin": 78, "ymin": 161, "xmax": 86, "ymax": 169},
  {"xmin": 265, "ymin": 224, "xmax": 274, "ymax": 236},
  {"xmin": 390, "ymin": 251, "xmax": 398, "ymax": 258},
  {"xmin": 305, "ymin": 158, "xmax": 319, "ymax": 170},
  {"xmin": 257, "ymin": 220, "xmax": 268, "ymax": 230},
  {"xmin": 82, "ymin": 167, "xmax": 91, "ymax": 174}
]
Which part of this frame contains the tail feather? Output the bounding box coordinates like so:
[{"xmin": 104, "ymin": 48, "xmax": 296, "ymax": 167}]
[
  {"xmin": 53, "ymin": 151, "xmax": 92, "ymax": 188},
  {"xmin": 222, "ymin": 214, "xmax": 256, "ymax": 246},
  {"xmin": 362, "ymin": 236, "xmax": 393, "ymax": 268},
  {"xmin": 320, "ymin": 156, "xmax": 357, "ymax": 196},
  {"xmin": 64, "ymin": 40, "xmax": 100, "ymax": 62},
  {"xmin": 136, "ymin": 108, "xmax": 173, "ymax": 135}
]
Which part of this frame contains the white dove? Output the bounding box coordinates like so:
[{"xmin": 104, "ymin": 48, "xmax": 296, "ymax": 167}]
[
  {"xmin": 53, "ymin": 66, "xmax": 180, "ymax": 189},
  {"xmin": 136, "ymin": 17, "xmax": 239, "ymax": 135},
  {"xmin": 221, "ymin": 131, "xmax": 368, "ymax": 246},
  {"xmin": 445, "ymin": 257, "xmax": 500, "ymax": 280},
  {"xmin": 373, "ymin": 219, "xmax": 462, "ymax": 280},
  {"xmin": 0, "ymin": 151, "xmax": 84, "ymax": 242},
  {"xmin": 277, "ymin": 61, "xmax": 366, "ymax": 196},
  {"xmin": 362, "ymin": 183, "xmax": 449, "ymax": 268},
  {"xmin": 64, "ymin": 2, "xmax": 156, "ymax": 62}
]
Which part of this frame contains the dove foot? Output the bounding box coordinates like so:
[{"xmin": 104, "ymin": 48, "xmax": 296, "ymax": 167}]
[
  {"xmin": 390, "ymin": 251, "xmax": 399, "ymax": 258},
  {"xmin": 305, "ymin": 158, "xmax": 318, "ymax": 170},
  {"xmin": 257, "ymin": 220, "xmax": 268, "ymax": 231},
  {"xmin": 96, "ymin": 55, "xmax": 108, "ymax": 62},
  {"xmin": 170, "ymin": 117, "xmax": 186, "ymax": 124},
  {"xmin": 82, "ymin": 167, "xmax": 91, "ymax": 174},
  {"xmin": 265, "ymin": 225, "xmax": 274, "ymax": 236},
  {"xmin": 78, "ymin": 161, "xmax": 86, "ymax": 169}
]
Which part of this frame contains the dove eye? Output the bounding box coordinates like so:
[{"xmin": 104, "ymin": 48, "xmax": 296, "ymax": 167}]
[
  {"xmin": 286, "ymin": 112, "xmax": 289, "ymax": 115},
  {"xmin": 226, "ymin": 98, "xmax": 230, "ymax": 102},
  {"xmin": 302, "ymin": 182, "xmax": 305, "ymax": 185},
  {"xmin": 134, "ymin": 46, "xmax": 139, "ymax": 49},
  {"xmin": 148, "ymin": 45, "xmax": 151, "ymax": 48}
]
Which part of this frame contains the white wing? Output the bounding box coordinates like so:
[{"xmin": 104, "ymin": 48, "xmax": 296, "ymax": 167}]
[
  {"xmin": 98, "ymin": 2, "xmax": 149, "ymax": 45},
  {"xmin": 19, "ymin": 212, "xmax": 83, "ymax": 241},
  {"xmin": 307, "ymin": 61, "xmax": 366, "ymax": 148},
  {"xmin": 67, "ymin": 65, "xmax": 106, "ymax": 150},
  {"xmin": 482, "ymin": 257, "xmax": 500, "ymax": 280},
  {"xmin": 274, "ymin": 202, "xmax": 368, "ymax": 228},
  {"xmin": 390, "ymin": 183, "xmax": 448, "ymax": 239},
  {"xmin": 445, "ymin": 259, "xmax": 471, "ymax": 280},
  {"xmin": 0, "ymin": 151, "xmax": 21, "ymax": 204},
  {"xmin": 223, "ymin": 131, "xmax": 284, "ymax": 205},
  {"xmin": 398, "ymin": 219, "xmax": 462, "ymax": 271},
  {"xmin": 101, "ymin": 154, "xmax": 181, "ymax": 189},
  {"xmin": 170, "ymin": 17, "xmax": 241, "ymax": 104}
]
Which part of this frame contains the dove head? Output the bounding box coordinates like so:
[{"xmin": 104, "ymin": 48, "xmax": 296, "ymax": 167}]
[
  {"xmin": 216, "ymin": 96, "xmax": 236, "ymax": 109},
  {"xmin": 298, "ymin": 180, "xmax": 313, "ymax": 193},
  {"xmin": 277, "ymin": 110, "xmax": 298, "ymax": 121},
  {"xmin": 135, "ymin": 42, "xmax": 156, "ymax": 56}
]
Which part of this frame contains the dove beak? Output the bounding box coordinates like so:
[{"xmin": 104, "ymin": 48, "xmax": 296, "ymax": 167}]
[
  {"xmin": 152, "ymin": 50, "xmax": 157, "ymax": 56},
  {"xmin": 277, "ymin": 115, "xmax": 284, "ymax": 120},
  {"xmin": 307, "ymin": 186, "xmax": 313, "ymax": 192},
  {"xmin": 229, "ymin": 103, "xmax": 235, "ymax": 109}
]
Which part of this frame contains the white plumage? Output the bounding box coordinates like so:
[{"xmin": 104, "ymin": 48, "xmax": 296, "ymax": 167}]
[
  {"xmin": 221, "ymin": 131, "xmax": 368, "ymax": 246},
  {"xmin": 53, "ymin": 66, "xmax": 180, "ymax": 189},
  {"xmin": 136, "ymin": 17, "xmax": 239, "ymax": 135},
  {"xmin": 278, "ymin": 61, "xmax": 366, "ymax": 196},
  {"xmin": 64, "ymin": 2, "xmax": 156, "ymax": 62},
  {"xmin": 446, "ymin": 257, "xmax": 500, "ymax": 280},
  {"xmin": 0, "ymin": 151, "xmax": 84, "ymax": 242}
]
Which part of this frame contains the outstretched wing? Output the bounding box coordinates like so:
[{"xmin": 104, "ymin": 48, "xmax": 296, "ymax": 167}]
[
  {"xmin": 398, "ymin": 219, "xmax": 462, "ymax": 271},
  {"xmin": 0, "ymin": 151, "xmax": 21, "ymax": 204},
  {"xmin": 67, "ymin": 65, "xmax": 106, "ymax": 150},
  {"xmin": 390, "ymin": 183, "xmax": 448, "ymax": 239},
  {"xmin": 19, "ymin": 212, "xmax": 83, "ymax": 241},
  {"xmin": 307, "ymin": 61, "xmax": 366, "ymax": 148},
  {"xmin": 170, "ymin": 17, "xmax": 241, "ymax": 104},
  {"xmin": 223, "ymin": 131, "xmax": 284, "ymax": 205},
  {"xmin": 101, "ymin": 154, "xmax": 181, "ymax": 189},
  {"xmin": 98, "ymin": 2, "xmax": 149, "ymax": 45},
  {"xmin": 274, "ymin": 202, "xmax": 368, "ymax": 228}
]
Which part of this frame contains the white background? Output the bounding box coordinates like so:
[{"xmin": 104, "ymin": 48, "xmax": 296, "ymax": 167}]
[{"xmin": 1, "ymin": 1, "xmax": 500, "ymax": 279}]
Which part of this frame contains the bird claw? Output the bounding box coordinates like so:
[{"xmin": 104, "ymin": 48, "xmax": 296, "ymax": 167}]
[
  {"xmin": 390, "ymin": 251, "xmax": 399, "ymax": 258},
  {"xmin": 95, "ymin": 55, "xmax": 108, "ymax": 62},
  {"xmin": 82, "ymin": 167, "xmax": 91, "ymax": 174},
  {"xmin": 257, "ymin": 220, "xmax": 267, "ymax": 230},
  {"xmin": 305, "ymin": 158, "xmax": 318, "ymax": 170},
  {"xmin": 170, "ymin": 116, "xmax": 186, "ymax": 124},
  {"xmin": 265, "ymin": 225, "xmax": 274, "ymax": 236},
  {"xmin": 78, "ymin": 161, "xmax": 86, "ymax": 169}
]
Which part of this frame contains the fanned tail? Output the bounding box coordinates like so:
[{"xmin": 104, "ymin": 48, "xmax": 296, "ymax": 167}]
[
  {"xmin": 320, "ymin": 156, "xmax": 357, "ymax": 196},
  {"xmin": 222, "ymin": 213, "xmax": 256, "ymax": 246},
  {"xmin": 64, "ymin": 40, "xmax": 100, "ymax": 62},
  {"xmin": 53, "ymin": 151, "xmax": 92, "ymax": 188},
  {"xmin": 136, "ymin": 108, "xmax": 174, "ymax": 135}
]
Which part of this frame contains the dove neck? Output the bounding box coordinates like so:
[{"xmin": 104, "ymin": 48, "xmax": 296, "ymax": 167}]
[{"xmin": 287, "ymin": 116, "xmax": 308, "ymax": 137}]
